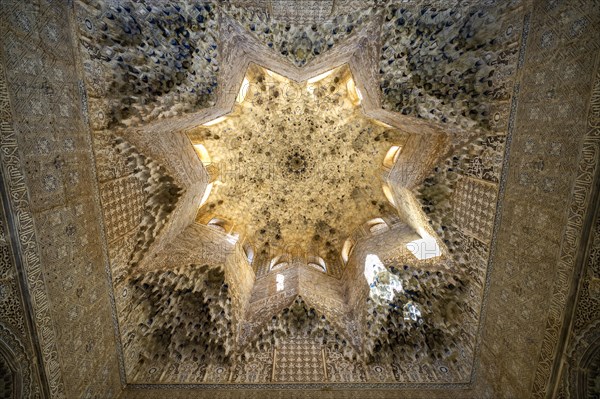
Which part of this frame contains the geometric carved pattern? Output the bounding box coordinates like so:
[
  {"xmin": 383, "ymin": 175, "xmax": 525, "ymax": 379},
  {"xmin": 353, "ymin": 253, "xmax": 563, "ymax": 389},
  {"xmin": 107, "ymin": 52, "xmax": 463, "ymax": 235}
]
[
  {"xmin": 574, "ymin": 205, "xmax": 600, "ymax": 333},
  {"xmin": 270, "ymin": 0, "xmax": 334, "ymax": 24},
  {"xmin": 222, "ymin": 3, "xmax": 372, "ymax": 67},
  {"xmin": 325, "ymin": 347, "xmax": 367, "ymax": 383},
  {"xmin": 108, "ymin": 138, "xmax": 183, "ymax": 268},
  {"xmin": 0, "ymin": 323, "xmax": 37, "ymax": 399},
  {"xmin": 566, "ymin": 319, "xmax": 600, "ymax": 399},
  {"xmin": 452, "ymin": 177, "xmax": 498, "ymax": 244},
  {"xmin": 531, "ymin": 54, "xmax": 600, "ymax": 399},
  {"xmin": 231, "ymin": 352, "xmax": 273, "ymax": 383},
  {"xmin": 0, "ymin": 346, "xmax": 15, "ymax": 399},
  {"xmin": 100, "ymin": 176, "xmax": 145, "ymax": 242},
  {"xmin": 0, "ymin": 215, "xmax": 25, "ymax": 338},
  {"xmin": 1, "ymin": 0, "xmax": 597, "ymax": 396},
  {"xmin": 273, "ymin": 337, "xmax": 324, "ymax": 382},
  {"xmin": 1, "ymin": 0, "xmax": 123, "ymax": 395}
]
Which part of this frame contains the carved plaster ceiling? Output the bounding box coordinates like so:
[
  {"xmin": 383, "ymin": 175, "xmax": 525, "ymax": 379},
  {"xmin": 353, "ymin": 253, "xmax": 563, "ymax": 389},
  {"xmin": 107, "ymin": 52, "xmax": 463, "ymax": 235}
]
[
  {"xmin": 72, "ymin": 0, "xmax": 527, "ymax": 390},
  {"xmin": 188, "ymin": 64, "xmax": 413, "ymax": 275}
]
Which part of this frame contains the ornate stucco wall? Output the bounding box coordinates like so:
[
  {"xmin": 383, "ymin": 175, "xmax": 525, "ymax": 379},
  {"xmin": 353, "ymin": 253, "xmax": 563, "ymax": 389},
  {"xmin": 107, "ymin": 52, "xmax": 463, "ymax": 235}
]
[
  {"xmin": 0, "ymin": 0, "xmax": 123, "ymax": 397},
  {"xmin": 0, "ymin": 0, "xmax": 598, "ymax": 398}
]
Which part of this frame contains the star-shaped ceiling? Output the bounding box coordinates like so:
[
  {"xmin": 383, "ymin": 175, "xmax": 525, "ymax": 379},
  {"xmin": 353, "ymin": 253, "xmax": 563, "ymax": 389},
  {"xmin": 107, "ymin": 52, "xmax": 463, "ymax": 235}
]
[
  {"xmin": 78, "ymin": 1, "xmax": 516, "ymax": 389},
  {"xmin": 111, "ymin": 54, "xmax": 468, "ymax": 385},
  {"xmin": 188, "ymin": 63, "xmax": 424, "ymax": 276}
]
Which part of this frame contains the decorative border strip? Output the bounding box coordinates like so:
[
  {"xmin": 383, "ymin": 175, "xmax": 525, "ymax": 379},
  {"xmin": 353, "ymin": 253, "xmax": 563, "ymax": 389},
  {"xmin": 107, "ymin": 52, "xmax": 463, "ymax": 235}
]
[
  {"xmin": 0, "ymin": 41, "xmax": 66, "ymax": 398},
  {"xmin": 75, "ymin": 74, "xmax": 128, "ymax": 386},
  {"xmin": 468, "ymin": 9, "xmax": 531, "ymax": 386},
  {"xmin": 128, "ymin": 382, "xmax": 472, "ymax": 390},
  {"xmin": 531, "ymin": 53, "xmax": 600, "ymax": 399}
]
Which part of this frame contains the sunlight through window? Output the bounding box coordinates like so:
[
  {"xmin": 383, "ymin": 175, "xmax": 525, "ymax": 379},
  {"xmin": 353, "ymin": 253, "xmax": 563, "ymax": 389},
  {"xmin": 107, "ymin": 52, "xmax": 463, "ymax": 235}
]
[{"xmin": 276, "ymin": 274, "xmax": 285, "ymax": 292}]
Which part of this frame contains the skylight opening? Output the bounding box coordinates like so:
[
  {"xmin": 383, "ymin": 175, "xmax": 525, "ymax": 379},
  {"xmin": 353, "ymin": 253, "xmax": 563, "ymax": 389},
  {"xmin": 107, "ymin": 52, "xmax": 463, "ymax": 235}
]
[
  {"xmin": 243, "ymin": 243, "xmax": 254, "ymax": 264},
  {"xmin": 207, "ymin": 217, "xmax": 228, "ymax": 232},
  {"xmin": 356, "ymin": 87, "xmax": 363, "ymax": 103},
  {"xmin": 266, "ymin": 69, "xmax": 287, "ymax": 82},
  {"xmin": 346, "ymin": 78, "xmax": 362, "ymax": 105},
  {"xmin": 269, "ymin": 254, "xmax": 290, "ymax": 271},
  {"xmin": 227, "ymin": 231, "xmax": 240, "ymax": 244},
  {"xmin": 373, "ymin": 119, "xmax": 393, "ymax": 128},
  {"xmin": 307, "ymin": 255, "xmax": 327, "ymax": 273},
  {"xmin": 366, "ymin": 218, "xmax": 388, "ymax": 234}
]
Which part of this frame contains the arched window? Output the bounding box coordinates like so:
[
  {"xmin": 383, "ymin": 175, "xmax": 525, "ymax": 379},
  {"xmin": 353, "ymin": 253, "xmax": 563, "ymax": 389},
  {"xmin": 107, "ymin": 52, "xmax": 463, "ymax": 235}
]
[
  {"xmin": 403, "ymin": 301, "xmax": 422, "ymax": 322},
  {"xmin": 228, "ymin": 231, "xmax": 240, "ymax": 243},
  {"xmin": 199, "ymin": 182, "xmax": 213, "ymax": 208},
  {"xmin": 269, "ymin": 254, "xmax": 291, "ymax": 271},
  {"xmin": 383, "ymin": 145, "xmax": 402, "ymax": 168},
  {"xmin": 341, "ymin": 238, "xmax": 354, "ymax": 264},
  {"xmin": 366, "ymin": 218, "xmax": 388, "ymax": 234},
  {"xmin": 307, "ymin": 69, "xmax": 335, "ymax": 84},
  {"xmin": 193, "ymin": 143, "xmax": 212, "ymax": 164},
  {"xmin": 243, "ymin": 243, "xmax": 254, "ymax": 265},
  {"xmin": 346, "ymin": 78, "xmax": 362, "ymax": 105},
  {"xmin": 307, "ymin": 256, "xmax": 327, "ymax": 273},
  {"xmin": 382, "ymin": 184, "xmax": 396, "ymax": 207},
  {"xmin": 207, "ymin": 218, "xmax": 228, "ymax": 232},
  {"xmin": 202, "ymin": 116, "xmax": 227, "ymax": 127},
  {"xmin": 276, "ymin": 274, "xmax": 285, "ymax": 292},
  {"xmin": 236, "ymin": 77, "xmax": 250, "ymax": 103}
]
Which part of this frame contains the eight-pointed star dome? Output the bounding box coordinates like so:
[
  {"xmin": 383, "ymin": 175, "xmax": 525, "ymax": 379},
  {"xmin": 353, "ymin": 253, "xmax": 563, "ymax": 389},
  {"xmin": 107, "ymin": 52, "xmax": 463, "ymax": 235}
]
[{"xmin": 188, "ymin": 64, "xmax": 415, "ymax": 275}]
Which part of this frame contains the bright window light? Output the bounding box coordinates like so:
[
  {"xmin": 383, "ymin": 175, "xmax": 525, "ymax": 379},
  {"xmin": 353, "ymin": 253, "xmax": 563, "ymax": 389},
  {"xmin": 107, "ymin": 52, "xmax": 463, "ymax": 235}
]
[
  {"xmin": 346, "ymin": 78, "xmax": 362, "ymax": 105},
  {"xmin": 307, "ymin": 69, "xmax": 335, "ymax": 84},
  {"xmin": 276, "ymin": 274, "xmax": 285, "ymax": 292},
  {"xmin": 406, "ymin": 235, "xmax": 441, "ymax": 260},
  {"xmin": 382, "ymin": 184, "xmax": 396, "ymax": 207},
  {"xmin": 202, "ymin": 116, "xmax": 226, "ymax": 127},
  {"xmin": 383, "ymin": 145, "xmax": 402, "ymax": 168},
  {"xmin": 403, "ymin": 302, "xmax": 422, "ymax": 321},
  {"xmin": 227, "ymin": 231, "xmax": 240, "ymax": 244},
  {"xmin": 266, "ymin": 69, "xmax": 286, "ymax": 82},
  {"xmin": 366, "ymin": 218, "xmax": 388, "ymax": 234},
  {"xmin": 341, "ymin": 239, "xmax": 354, "ymax": 264},
  {"xmin": 236, "ymin": 77, "xmax": 249, "ymax": 103},
  {"xmin": 355, "ymin": 87, "xmax": 363, "ymax": 103},
  {"xmin": 364, "ymin": 254, "xmax": 403, "ymax": 303},
  {"xmin": 243, "ymin": 244, "xmax": 254, "ymax": 264},
  {"xmin": 199, "ymin": 183, "xmax": 213, "ymax": 207},
  {"xmin": 374, "ymin": 119, "xmax": 393, "ymax": 128},
  {"xmin": 194, "ymin": 144, "xmax": 211, "ymax": 164}
]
